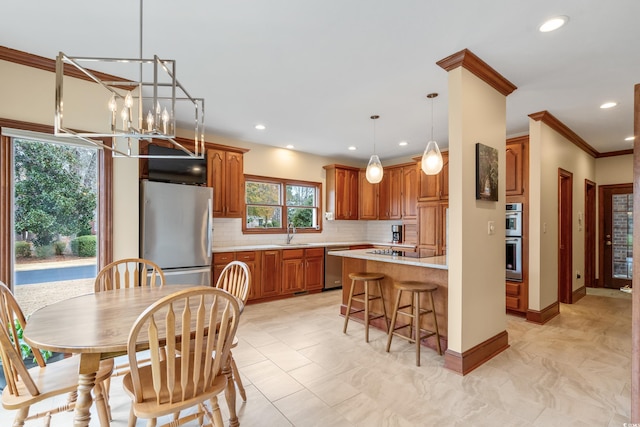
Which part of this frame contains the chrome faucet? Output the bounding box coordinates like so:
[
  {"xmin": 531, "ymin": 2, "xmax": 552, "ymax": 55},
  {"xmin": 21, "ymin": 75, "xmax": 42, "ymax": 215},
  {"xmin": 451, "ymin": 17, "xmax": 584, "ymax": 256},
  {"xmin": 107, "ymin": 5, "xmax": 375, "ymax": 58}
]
[{"xmin": 286, "ymin": 223, "xmax": 296, "ymax": 244}]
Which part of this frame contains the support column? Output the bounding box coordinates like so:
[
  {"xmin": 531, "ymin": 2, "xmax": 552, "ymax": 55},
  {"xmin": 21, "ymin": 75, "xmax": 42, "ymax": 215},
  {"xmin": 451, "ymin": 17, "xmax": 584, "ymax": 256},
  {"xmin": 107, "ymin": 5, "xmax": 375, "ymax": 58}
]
[{"xmin": 437, "ymin": 49, "xmax": 516, "ymax": 374}]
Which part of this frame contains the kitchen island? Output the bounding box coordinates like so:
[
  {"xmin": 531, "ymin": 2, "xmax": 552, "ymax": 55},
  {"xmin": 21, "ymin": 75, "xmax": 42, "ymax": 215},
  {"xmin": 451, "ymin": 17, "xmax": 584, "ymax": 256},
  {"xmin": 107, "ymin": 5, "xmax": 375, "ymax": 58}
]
[{"xmin": 328, "ymin": 249, "xmax": 448, "ymax": 352}]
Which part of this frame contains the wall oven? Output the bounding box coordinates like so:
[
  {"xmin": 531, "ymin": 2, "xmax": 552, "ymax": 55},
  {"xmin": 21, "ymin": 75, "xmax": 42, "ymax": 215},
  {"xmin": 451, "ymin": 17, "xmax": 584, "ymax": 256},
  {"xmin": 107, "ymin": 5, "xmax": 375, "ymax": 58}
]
[
  {"xmin": 505, "ymin": 203, "xmax": 522, "ymax": 237},
  {"xmin": 506, "ymin": 237, "xmax": 522, "ymax": 281},
  {"xmin": 505, "ymin": 203, "xmax": 523, "ymax": 281}
]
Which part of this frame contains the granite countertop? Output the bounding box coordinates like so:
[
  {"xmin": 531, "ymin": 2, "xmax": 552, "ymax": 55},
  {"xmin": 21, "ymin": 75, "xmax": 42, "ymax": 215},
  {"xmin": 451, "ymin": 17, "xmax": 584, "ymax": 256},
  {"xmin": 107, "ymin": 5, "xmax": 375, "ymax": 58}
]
[
  {"xmin": 212, "ymin": 241, "xmax": 417, "ymax": 253},
  {"xmin": 327, "ymin": 248, "xmax": 448, "ymax": 270}
]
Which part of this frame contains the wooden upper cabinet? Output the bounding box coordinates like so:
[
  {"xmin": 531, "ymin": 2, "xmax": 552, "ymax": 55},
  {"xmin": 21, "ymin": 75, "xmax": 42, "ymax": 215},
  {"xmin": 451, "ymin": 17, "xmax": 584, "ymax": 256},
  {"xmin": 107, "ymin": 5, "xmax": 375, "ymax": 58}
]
[
  {"xmin": 358, "ymin": 170, "xmax": 378, "ymax": 220},
  {"xmin": 439, "ymin": 152, "xmax": 449, "ymax": 200},
  {"xmin": 418, "ymin": 151, "xmax": 448, "ymax": 201},
  {"xmin": 324, "ymin": 165, "xmax": 359, "ymax": 220},
  {"xmin": 207, "ymin": 148, "xmax": 245, "ymax": 218},
  {"xmin": 402, "ymin": 165, "xmax": 418, "ymax": 219},
  {"xmin": 380, "ymin": 165, "xmax": 403, "ymax": 220},
  {"xmin": 505, "ymin": 137, "xmax": 527, "ymax": 197}
]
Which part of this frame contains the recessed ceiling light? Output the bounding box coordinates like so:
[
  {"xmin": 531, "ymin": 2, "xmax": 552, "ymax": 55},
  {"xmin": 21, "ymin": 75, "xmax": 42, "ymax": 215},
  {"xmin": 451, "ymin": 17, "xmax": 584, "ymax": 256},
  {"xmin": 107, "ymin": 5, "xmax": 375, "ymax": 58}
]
[
  {"xmin": 255, "ymin": 124, "xmax": 266, "ymax": 130},
  {"xmin": 600, "ymin": 102, "xmax": 617, "ymax": 109},
  {"xmin": 399, "ymin": 141, "xmax": 408, "ymax": 146},
  {"xmin": 539, "ymin": 15, "xmax": 568, "ymax": 32},
  {"xmin": 286, "ymin": 144, "xmax": 294, "ymax": 149},
  {"xmin": 348, "ymin": 146, "xmax": 356, "ymax": 151},
  {"xmin": 625, "ymin": 136, "xmax": 635, "ymax": 141}
]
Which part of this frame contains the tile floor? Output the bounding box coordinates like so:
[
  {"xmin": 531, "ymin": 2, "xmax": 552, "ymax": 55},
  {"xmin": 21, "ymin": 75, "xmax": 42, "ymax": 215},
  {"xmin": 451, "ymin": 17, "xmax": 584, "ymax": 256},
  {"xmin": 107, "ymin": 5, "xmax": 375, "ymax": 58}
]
[{"xmin": 1, "ymin": 287, "xmax": 632, "ymax": 426}]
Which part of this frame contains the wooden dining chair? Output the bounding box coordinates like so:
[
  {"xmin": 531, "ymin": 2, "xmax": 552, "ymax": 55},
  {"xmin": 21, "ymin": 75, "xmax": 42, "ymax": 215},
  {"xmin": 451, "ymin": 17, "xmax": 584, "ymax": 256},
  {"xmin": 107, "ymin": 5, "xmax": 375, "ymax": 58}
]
[
  {"xmin": 94, "ymin": 258, "xmax": 166, "ymax": 397},
  {"xmin": 215, "ymin": 261, "xmax": 250, "ymax": 402},
  {"xmin": 94, "ymin": 257, "xmax": 165, "ymax": 292},
  {"xmin": 122, "ymin": 286, "xmax": 241, "ymax": 427},
  {"xmin": 0, "ymin": 282, "xmax": 113, "ymax": 427}
]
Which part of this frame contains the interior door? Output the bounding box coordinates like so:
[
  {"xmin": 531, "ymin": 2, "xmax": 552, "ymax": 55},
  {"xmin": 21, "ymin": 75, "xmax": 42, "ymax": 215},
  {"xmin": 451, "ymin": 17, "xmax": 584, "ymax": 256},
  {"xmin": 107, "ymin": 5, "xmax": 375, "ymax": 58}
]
[
  {"xmin": 600, "ymin": 184, "xmax": 633, "ymax": 289},
  {"xmin": 558, "ymin": 169, "xmax": 573, "ymax": 304}
]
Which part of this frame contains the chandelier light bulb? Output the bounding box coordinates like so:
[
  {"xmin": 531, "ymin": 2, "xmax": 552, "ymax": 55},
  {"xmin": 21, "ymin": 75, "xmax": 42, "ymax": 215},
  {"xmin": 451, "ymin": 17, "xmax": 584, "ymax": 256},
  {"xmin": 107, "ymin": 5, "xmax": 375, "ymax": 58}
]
[
  {"xmin": 108, "ymin": 94, "xmax": 117, "ymax": 112},
  {"xmin": 120, "ymin": 107, "xmax": 129, "ymax": 129},
  {"xmin": 124, "ymin": 92, "xmax": 133, "ymax": 108},
  {"xmin": 162, "ymin": 107, "xmax": 170, "ymax": 134},
  {"xmin": 146, "ymin": 110, "xmax": 154, "ymax": 132}
]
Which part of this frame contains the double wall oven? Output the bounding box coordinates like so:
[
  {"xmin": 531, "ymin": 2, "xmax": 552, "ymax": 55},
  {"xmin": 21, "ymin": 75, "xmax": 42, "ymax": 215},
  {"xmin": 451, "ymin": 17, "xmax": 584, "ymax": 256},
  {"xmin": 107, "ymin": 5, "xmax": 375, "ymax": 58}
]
[{"xmin": 506, "ymin": 203, "xmax": 523, "ymax": 281}]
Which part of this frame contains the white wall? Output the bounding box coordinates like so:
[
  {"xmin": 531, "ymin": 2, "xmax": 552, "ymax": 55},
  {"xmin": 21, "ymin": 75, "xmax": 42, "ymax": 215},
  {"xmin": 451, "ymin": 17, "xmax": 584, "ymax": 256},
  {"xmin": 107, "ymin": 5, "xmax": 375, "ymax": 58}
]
[
  {"xmin": 528, "ymin": 119, "xmax": 596, "ymax": 310},
  {"xmin": 596, "ymin": 155, "xmax": 633, "ymax": 185},
  {"xmin": 447, "ymin": 67, "xmax": 507, "ymax": 352}
]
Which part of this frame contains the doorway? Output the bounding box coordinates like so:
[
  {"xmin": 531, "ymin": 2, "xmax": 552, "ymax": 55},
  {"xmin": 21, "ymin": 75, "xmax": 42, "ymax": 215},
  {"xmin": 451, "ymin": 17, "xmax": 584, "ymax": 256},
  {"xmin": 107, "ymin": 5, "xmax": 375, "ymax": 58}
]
[
  {"xmin": 558, "ymin": 169, "xmax": 573, "ymax": 304},
  {"xmin": 599, "ymin": 183, "xmax": 633, "ymax": 289},
  {"xmin": 12, "ymin": 136, "xmax": 98, "ymax": 315},
  {"xmin": 584, "ymin": 180, "xmax": 596, "ymax": 287}
]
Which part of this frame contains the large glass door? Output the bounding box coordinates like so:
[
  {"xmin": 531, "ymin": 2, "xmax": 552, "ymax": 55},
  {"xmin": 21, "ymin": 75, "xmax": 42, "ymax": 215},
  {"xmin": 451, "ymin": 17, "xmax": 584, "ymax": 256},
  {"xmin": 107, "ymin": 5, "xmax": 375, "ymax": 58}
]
[
  {"xmin": 601, "ymin": 184, "xmax": 633, "ymax": 289},
  {"xmin": 12, "ymin": 136, "xmax": 99, "ymax": 315}
]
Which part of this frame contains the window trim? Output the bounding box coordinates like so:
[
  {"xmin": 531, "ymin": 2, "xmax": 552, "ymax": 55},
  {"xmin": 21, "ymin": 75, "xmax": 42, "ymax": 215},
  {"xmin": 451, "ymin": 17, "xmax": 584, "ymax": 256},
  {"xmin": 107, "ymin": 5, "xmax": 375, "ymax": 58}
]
[{"xmin": 242, "ymin": 174, "xmax": 322, "ymax": 234}]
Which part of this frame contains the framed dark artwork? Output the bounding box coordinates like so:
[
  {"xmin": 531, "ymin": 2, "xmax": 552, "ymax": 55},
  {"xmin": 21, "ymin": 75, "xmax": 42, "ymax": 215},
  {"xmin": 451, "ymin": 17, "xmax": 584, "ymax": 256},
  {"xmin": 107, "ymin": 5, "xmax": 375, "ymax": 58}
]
[{"xmin": 475, "ymin": 143, "xmax": 498, "ymax": 201}]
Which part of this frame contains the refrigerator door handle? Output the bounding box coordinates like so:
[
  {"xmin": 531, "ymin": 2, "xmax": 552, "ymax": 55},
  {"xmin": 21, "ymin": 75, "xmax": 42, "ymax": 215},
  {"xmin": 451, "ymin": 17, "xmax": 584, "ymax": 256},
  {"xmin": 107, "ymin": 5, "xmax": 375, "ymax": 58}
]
[{"xmin": 207, "ymin": 198, "xmax": 213, "ymax": 255}]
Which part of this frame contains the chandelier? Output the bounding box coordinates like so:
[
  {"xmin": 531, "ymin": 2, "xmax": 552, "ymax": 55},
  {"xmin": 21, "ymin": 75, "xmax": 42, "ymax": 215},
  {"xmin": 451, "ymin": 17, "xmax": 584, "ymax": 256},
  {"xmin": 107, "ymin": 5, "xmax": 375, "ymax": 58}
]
[{"xmin": 54, "ymin": 0, "xmax": 205, "ymax": 159}]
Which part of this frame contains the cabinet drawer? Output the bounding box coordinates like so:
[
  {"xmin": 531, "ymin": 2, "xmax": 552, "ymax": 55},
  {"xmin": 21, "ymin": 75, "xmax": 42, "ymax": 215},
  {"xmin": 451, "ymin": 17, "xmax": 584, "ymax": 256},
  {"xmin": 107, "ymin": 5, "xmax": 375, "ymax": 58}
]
[
  {"xmin": 506, "ymin": 282, "xmax": 520, "ymax": 297},
  {"xmin": 213, "ymin": 252, "xmax": 235, "ymax": 263},
  {"xmin": 236, "ymin": 251, "xmax": 256, "ymax": 262},
  {"xmin": 305, "ymin": 247, "xmax": 324, "ymax": 258},
  {"xmin": 282, "ymin": 249, "xmax": 305, "ymax": 259},
  {"xmin": 505, "ymin": 295, "xmax": 521, "ymax": 310}
]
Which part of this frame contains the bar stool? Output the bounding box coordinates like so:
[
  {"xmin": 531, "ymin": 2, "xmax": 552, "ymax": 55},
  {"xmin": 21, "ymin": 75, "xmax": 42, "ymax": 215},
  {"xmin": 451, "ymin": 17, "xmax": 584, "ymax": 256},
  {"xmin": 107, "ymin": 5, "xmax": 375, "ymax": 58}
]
[
  {"xmin": 385, "ymin": 280, "xmax": 442, "ymax": 366},
  {"xmin": 343, "ymin": 272, "xmax": 388, "ymax": 342}
]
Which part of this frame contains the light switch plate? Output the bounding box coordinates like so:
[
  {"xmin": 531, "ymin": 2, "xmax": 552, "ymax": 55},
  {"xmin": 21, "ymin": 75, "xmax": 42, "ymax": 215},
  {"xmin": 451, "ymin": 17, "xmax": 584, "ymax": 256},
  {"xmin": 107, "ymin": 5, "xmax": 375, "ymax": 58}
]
[{"xmin": 488, "ymin": 220, "xmax": 495, "ymax": 235}]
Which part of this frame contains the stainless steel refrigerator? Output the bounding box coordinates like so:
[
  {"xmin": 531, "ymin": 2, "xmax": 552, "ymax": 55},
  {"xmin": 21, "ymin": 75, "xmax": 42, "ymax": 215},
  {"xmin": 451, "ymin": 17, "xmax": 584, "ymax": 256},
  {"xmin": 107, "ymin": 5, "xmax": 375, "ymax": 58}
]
[{"xmin": 140, "ymin": 180, "xmax": 213, "ymax": 286}]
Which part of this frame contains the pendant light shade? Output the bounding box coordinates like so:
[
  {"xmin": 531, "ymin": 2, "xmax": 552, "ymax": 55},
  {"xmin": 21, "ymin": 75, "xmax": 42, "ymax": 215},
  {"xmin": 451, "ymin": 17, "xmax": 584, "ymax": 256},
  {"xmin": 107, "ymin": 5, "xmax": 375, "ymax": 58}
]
[
  {"xmin": 421, "ymin": 93, "xmax": 444, "ymax": 175},
  {"xmin": 366, "ymin": 154, "xmax": 383, "ymax": 183},
  {"xmin": 366, "ymin": 115, "xmax": 383, "ymax": 184}
]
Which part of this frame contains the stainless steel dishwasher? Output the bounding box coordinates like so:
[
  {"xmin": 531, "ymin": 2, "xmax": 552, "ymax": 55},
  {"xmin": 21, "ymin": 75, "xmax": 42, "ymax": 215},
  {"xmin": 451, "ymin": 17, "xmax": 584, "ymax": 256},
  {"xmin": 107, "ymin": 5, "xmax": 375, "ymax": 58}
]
[{"xmin": 324, "ymin": 246, "xmax": 349, "ymax": 290}]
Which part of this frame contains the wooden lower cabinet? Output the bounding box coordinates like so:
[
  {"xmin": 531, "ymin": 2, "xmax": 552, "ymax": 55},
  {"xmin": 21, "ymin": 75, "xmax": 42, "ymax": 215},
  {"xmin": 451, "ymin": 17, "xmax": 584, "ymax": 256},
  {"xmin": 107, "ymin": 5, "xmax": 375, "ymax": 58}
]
[
  {"xmin": 506, "ymin": 280, "xmax": 527, "ymax": 315},
  {"xmin": 282, "ymin": 249, "xmax": 305, "ymax": 295},
  {"xmin": 212, "ymin": 252, "xmax": 235, "ymax": 285},
  {"xmin": 215, "ymin": 247, "xmax": 324, "ymax": 303},
  {"xmin": 305, "ymin": 248, "xmax": 325, "ymax": 291},
  {"xmin": 261, "ymin": 250, "xmax": 282, "ymax": 298},
  {"xmin": 236, "ymin": 251, "xmax": 260, "ymax": 300}
]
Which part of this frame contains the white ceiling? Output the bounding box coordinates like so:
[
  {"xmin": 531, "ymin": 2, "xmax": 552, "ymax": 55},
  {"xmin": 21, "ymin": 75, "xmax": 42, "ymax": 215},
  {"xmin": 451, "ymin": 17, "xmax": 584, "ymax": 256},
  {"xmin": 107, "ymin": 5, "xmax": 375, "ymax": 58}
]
[{"xmin": 3, "ymin": 0, "xmax": 639, "ymax": 162}]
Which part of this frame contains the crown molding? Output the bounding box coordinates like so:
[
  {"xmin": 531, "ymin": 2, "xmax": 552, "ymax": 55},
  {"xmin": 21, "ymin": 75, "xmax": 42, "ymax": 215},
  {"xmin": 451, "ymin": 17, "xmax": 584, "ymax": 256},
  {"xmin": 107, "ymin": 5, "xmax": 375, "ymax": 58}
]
[
  {"xmin": 529, "ymin": 111, "xmax": 599, "ymax": 158},
  {"xmin": 0, "ymin": 45, "xmax": 129, "ymax": 85},
  {"xmin": 436, "ymin": 49, "xmax": 517, "ymax": 97}
]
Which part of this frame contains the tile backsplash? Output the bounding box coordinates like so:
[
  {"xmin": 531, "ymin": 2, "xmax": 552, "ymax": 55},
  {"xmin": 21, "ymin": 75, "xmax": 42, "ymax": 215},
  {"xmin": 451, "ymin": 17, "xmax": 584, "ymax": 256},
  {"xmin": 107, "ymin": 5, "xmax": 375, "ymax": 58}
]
[{"xmin": 212, "ymin": 218, "xmax": 402, "ymax": 248}]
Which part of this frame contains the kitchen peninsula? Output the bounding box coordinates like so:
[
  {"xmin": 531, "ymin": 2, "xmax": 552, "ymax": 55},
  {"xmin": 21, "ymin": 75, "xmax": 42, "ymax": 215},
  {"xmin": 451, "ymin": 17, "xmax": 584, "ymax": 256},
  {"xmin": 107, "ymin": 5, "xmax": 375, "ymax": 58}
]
[{"xmin": 328, "ymin": 248, "xmax": 448, "ymax": 352}]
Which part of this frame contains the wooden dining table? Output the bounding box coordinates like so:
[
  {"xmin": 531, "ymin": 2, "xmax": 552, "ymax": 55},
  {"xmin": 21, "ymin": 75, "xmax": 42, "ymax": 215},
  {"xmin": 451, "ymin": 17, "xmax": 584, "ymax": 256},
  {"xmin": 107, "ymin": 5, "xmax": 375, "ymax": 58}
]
[{"xmin": 23, "ymin": 284, "xmax": 242, "ymax": 427}]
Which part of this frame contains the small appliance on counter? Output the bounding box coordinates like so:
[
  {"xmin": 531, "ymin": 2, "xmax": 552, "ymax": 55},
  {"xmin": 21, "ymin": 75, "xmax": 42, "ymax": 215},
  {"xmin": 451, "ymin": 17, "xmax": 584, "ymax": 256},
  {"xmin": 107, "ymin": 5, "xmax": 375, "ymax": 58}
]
[{"xmin": 391, "ymin": 224, "xmax": 403, "ymax": 244}]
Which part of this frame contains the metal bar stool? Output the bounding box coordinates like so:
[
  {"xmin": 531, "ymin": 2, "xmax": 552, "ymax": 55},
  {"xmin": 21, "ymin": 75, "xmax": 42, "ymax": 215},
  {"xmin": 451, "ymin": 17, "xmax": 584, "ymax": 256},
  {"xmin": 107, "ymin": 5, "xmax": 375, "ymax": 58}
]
[
  {"xmin": 385, "ymin": 280, "xmax": 442, "ymax": 366},
  {"xmin": 343, "ymin": 272, "xmax": 388, "ymax": 342}
]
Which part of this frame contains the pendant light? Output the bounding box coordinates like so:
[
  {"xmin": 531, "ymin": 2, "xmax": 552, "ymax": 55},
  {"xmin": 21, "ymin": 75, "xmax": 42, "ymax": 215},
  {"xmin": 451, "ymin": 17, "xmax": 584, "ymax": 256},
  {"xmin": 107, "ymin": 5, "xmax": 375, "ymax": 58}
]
[
  {"xmin": 365, "ymin": 115, "xmax": 384, "ymax": 184},
  {"xmin": 421, "ymin": 93, "xmax": 444, "ymax": 175}
]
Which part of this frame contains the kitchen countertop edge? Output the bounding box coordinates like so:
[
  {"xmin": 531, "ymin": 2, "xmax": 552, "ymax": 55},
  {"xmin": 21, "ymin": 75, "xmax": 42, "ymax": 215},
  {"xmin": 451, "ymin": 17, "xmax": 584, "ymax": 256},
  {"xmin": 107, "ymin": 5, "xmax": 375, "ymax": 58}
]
[
  {"xmin": 327, "ymin": 249, "xmax": 448, "ymax": 270},
  {"xmin": 212, "ymin": 242, "xmax": 417, "ymax": 253}
]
